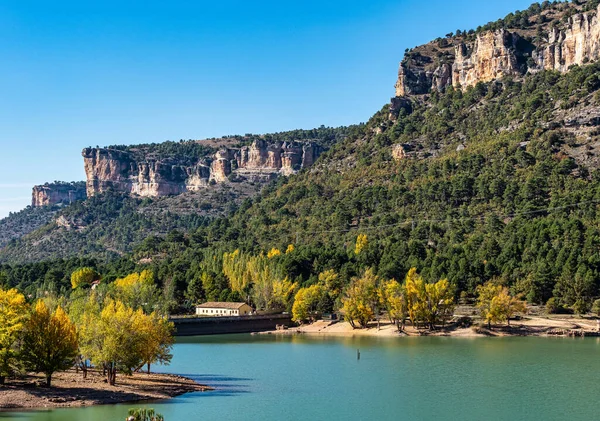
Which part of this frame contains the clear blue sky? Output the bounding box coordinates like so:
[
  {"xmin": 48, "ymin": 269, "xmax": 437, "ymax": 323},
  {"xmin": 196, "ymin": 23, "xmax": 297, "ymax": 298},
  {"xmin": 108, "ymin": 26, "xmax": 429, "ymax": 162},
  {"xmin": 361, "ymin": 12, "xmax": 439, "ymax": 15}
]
[{"xmin": 0, "ymin": 0, "xmax": 535, "ymax": 218}]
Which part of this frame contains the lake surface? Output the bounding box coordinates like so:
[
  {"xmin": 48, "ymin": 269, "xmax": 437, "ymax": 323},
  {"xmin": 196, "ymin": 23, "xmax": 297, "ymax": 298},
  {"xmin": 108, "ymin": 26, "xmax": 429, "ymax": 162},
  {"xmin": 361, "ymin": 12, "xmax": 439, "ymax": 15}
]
[{"xmin": 2, "ymin": 334, "xmax": 600, "ymax": 421}]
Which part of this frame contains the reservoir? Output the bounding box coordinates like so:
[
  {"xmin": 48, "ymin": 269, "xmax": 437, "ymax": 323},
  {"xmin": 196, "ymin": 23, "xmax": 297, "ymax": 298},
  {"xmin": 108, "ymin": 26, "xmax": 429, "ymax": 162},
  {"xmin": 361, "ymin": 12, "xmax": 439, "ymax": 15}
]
[{"xmin": 2, "ymin": 335, "xmax": 599, "ymax": 421}]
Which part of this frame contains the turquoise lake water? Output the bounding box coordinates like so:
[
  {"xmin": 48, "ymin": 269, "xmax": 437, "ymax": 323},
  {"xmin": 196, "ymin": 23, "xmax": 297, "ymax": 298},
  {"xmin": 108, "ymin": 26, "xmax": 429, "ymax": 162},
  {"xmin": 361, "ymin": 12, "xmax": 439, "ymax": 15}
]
[{"xmin": 1, "ymin": 334, "xmax": 600, "ymax": 421}]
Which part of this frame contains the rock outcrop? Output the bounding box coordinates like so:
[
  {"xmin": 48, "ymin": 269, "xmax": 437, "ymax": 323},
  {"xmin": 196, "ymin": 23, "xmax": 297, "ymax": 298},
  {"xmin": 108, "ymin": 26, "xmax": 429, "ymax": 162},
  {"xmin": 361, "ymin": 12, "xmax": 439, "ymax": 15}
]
[
  {"xmin": 452, "ymin": 29, "xmax": 523, "ymax": 88},
  {"xmin": 32, "ymin": 183, "xmax": 87, "ymax": 207},
  {"xmin": 535, "ymin": 9, "xmax": 600, "ymax": 72},
  {"xmin": 83, "ymin": 140, "xmax": 322, "ymax": 198},
  {"xmin": 393, "ymin": 4, "xmax": 600, "ymax": 96}
]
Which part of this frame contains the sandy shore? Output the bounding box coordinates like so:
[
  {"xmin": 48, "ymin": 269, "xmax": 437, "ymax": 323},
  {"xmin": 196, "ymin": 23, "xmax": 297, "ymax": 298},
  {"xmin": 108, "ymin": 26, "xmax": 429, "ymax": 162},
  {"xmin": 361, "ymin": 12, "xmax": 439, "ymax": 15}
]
[
  {"xmin": 0, "ymin": 369, "xmax": 212, "ymax": 410},
  {"xmin": 261, "ymin": 314, "xmax": 600, "ymax": 338}
]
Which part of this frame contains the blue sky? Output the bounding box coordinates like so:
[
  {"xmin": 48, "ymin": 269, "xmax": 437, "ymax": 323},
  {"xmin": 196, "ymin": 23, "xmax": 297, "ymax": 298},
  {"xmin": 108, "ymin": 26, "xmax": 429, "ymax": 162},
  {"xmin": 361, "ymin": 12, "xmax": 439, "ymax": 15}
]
[{"xmin": 0, "ymin": 0, "xmax": 535, "ymax": 218}]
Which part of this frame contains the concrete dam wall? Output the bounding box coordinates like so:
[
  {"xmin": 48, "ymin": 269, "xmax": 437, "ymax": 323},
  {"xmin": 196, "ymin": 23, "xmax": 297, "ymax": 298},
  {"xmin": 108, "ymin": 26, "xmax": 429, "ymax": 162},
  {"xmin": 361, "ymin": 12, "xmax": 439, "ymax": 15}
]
[{"xmin": 171, "ymin": 314, "xmax": 293, "ymax": 336}]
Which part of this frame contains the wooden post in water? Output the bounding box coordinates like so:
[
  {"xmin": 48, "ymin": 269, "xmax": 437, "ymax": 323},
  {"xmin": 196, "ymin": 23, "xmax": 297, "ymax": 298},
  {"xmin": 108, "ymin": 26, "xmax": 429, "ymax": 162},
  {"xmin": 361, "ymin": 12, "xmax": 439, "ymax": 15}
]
[{"xmin": 357, "ymin": 349, "xmax": 360, "ymax": 360}]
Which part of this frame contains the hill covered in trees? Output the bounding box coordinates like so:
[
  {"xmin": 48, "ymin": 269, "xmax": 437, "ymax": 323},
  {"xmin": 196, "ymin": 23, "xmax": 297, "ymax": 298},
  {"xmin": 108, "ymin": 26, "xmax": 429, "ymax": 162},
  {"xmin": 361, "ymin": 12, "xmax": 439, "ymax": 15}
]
[
  {"xmin": 0, "ymin": 126, "xmax": 356, "ymax": 263},
  {"xmin": 3, "ymin": 1, "xmax": 600, "ymax": 315}
]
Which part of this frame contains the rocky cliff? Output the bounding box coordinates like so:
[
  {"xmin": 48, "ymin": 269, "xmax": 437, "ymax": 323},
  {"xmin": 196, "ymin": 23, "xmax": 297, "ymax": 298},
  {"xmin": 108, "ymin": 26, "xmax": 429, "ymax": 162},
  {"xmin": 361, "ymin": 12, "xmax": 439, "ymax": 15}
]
[
  {"xmin": 83, "ymin": 140, "xmax": 322, "ymax": 198},
  {"xmin": 32, "ymin": 182, "xmax": 87, "ymax": 207},
  {"xmin": 394, "ymin": 3, "xmax": 600, "ymax": 97}
]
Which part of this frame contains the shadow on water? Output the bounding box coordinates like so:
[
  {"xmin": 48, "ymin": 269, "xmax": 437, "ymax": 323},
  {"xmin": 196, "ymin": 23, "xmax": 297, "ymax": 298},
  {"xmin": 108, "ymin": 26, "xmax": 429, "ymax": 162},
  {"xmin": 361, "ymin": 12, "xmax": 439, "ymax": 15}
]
[{"xmin": 178, "ymin": 373, "xmax": 253, "ymax": 398}]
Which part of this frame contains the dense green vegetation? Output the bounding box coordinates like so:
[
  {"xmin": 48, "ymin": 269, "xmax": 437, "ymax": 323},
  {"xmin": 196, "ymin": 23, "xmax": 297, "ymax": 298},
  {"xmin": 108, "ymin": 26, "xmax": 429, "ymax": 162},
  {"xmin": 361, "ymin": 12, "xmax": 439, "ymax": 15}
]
[
  {"xmin": 443, "ymin": 1, "xmax": 599, "ymax": 40},
  {"xmin": 0, "ymin": 192, "xmax": 212, "ymax": 263},
  {"xmin": 5, "ymin": 0, "xmax": 600, "ymax": 316},
  {"xmin": 104, "ymin": 125, "xmax": 360, "ymax": 164},
  {"xmin": 4, "ymin": 59, "xmax": 600, "ymax": 315},
  {"xmin": 0, "ymin": 125, "xmax": 359, "ymax": 263},
  {"xmin": 0, "ymin": 206, "xmax": 59, "ymax": 248}
]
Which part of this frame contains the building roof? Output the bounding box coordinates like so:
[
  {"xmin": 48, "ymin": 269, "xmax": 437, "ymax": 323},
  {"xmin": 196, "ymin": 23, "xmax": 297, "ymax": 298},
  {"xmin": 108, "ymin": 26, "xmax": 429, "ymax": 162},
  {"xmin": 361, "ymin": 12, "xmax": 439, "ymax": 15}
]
[{"xmin": 196, "ymin": 302, "xmax": 249, "ymax": 310}]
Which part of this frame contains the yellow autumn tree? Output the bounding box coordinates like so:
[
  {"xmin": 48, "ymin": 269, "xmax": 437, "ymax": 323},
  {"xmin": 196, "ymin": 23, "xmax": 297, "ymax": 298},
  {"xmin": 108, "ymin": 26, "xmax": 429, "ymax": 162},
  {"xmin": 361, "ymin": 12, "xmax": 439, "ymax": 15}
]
[
  {"xmin": 80, "ymin": 300, "xmax": 174, "ymax": 385},
  {"xmin": 378, "ymin": 279, "xmax": 407, "ymax": 331},
  {"xmin": 267, "ymin": 248, "xmax": 282, "ymax": 258},
  {"xmin": 0, "ymin": 288, "xmax": 28, "ymax": 385},
  {"xmin": 68, "ymin": 290, "xmax": 101, "ymax": 378},
  {"xmin": 285, "ymin": 244, "xmax": 295, "ymax": 254},
  {"xmin": 21, "ymin": 301, "xmax": 78, "ymax": 387},
  {"xmin": 222, "ymin": 250, "xmax": 252, "ymax": 296},
  {"xmin": 405, "ymin": 268, "xmax": 454, "ymax": 329},
  {"xmin": 355, "ymin": 234, "xmax": 368, "ymax": 255},
  {"xmin": 223, "ymin": 250, "xmax": 288, "ymax": 311},
  {"xmin": 113, "ymin": 270, "xmax": 162, "ymax": 314},
  {"xmin": 70, "ymin": 267, "xmax": 100, "ymax": 289},
  {"xmin": 246, "ymin": 254, "xmax": 275, "ymax": 310},
  {"xmin": 477, "ymin": 282, "xmax": 527, "ymax": 328},
  {"xmin": 272, "ymin": 277, "xmax": 298, "ymax": 311},
  {"xmin": 136, "ymin": 312, "xmax": 175, "ymax": 374},
  {"xmin": 341, "ymin": 268, "xmax": 379, "ymax": 329},
  {"xmin": 292, "ymin": 284, "xmax": 325, "ymax": 323},
  {"xmin": 319, "ymin": 269, "xmax": 342, "ymax": 300}
]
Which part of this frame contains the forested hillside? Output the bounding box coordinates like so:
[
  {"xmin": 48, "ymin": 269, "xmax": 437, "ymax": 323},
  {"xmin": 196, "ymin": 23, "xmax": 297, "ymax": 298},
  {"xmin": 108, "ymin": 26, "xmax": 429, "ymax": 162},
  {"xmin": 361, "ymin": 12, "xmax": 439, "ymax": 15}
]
[
  {"xmin": 3, "ymin": 1, "xmax": 600, "ymax": 315},
  {"xmin": 103, "ymin": 125, "xmax": 358, "ymax": 163},
  {"xmin": 0, "ymin": 206, "xmax": 60, "ymax": 249},
  {"xmin": 0, "ymin": 126, "xmax": 356, "ymax": 263}
]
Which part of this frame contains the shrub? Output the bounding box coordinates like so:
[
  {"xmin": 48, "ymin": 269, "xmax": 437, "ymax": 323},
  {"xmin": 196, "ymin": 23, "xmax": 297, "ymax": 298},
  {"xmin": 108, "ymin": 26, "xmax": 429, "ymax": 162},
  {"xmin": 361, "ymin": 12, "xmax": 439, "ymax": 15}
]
[
  {"xmin": 546, "ymin": 297, "xmax": 558, "ymax": 314},
  {"xmin": 573, "ymin": 299, "xmax": 591, "ymax": 315},
  {"xmin": 592, "ymin": 299, "xmax": 600, "ymax": 316}
]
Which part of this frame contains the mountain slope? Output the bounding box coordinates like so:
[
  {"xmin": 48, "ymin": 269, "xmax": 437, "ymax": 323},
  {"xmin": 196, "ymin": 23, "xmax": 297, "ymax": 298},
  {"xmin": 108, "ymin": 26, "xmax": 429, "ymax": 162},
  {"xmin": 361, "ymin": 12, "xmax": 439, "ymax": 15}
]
[
  {"xmin": 4, "ymin": 1, "xmax": 600, "ymax": 310},
  {"xmin": 0, "ymin": 206, "xmax": 60, "ymax": 249},
  {"xmin": 0, "ymin": 126, "xmax": 357, "ymax": 263}
]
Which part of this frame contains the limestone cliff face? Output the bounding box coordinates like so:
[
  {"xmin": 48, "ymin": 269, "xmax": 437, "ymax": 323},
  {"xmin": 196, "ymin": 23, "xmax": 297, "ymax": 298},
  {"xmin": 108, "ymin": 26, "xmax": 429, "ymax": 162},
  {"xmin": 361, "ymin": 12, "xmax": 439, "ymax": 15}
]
[
  {"xmin": 452, "ymin": 30, "xmax": 523, "ymax": 88},
  {"xmin": 83, "ymin": 140, "xmax": 322, "ymax": 198},
  {"xmin": 395, "ymin": 53, "xmax": 436, "ymax": 97},
  {"xmin": 535, "ymin": 7, "xmax": 600, "ymax": 72},
  {"xmin": 32, "ymin": 183, "xmax": 87, "ymax": 207},
  {"xmin": 393, "ymin": 4, "xmax": 600, "ymax": 96}
]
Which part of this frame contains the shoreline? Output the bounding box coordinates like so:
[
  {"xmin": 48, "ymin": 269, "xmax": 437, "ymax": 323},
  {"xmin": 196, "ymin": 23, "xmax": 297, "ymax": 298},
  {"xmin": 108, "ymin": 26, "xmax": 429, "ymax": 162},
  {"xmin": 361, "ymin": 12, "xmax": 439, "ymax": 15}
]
[
  {"xmin": 260, "ymin": 314, "xmax": 600, "ymax": 338},
  {"xmin": 0, "ymin": 369, "xmax": 212, "ymax": 411}
]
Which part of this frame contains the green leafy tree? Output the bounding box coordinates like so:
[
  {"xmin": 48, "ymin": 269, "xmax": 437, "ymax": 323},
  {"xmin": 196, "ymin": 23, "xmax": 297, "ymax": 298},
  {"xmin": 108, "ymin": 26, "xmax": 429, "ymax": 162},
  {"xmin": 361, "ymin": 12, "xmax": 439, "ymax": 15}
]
[{"xmin": 127, "ymin": 408, "xmax": 165, "ymax": 421}]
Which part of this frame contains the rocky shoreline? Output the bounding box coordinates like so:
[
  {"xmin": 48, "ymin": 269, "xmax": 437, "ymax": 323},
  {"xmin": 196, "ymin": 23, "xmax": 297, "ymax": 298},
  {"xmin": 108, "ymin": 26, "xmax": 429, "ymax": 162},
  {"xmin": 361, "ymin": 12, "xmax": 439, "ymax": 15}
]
[{"xmin": 0, "ymin": 369, "xmax": 212, "ymax": 410}]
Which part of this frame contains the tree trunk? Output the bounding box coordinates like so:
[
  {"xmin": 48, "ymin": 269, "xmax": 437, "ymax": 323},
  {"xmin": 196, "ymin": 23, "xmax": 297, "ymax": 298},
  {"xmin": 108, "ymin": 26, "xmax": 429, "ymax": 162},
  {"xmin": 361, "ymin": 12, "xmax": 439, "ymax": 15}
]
[
  {"xmin": 147, "ymin": 363, "xmax": 151, "ymax": 374},
  {"xmin": 107, "ymin": 368, "xmax": 116, "ymax": 386},
  {"xmin": 106, "ymin": 363, "xmax": 117, "ymax": 386},
  {"xmin": 0, "ymin": 375, "xmax": 5, "ymax": 385},
  {"xmin": 46, "ymin": 375, "xmax": 52, "ymax": 387}
]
